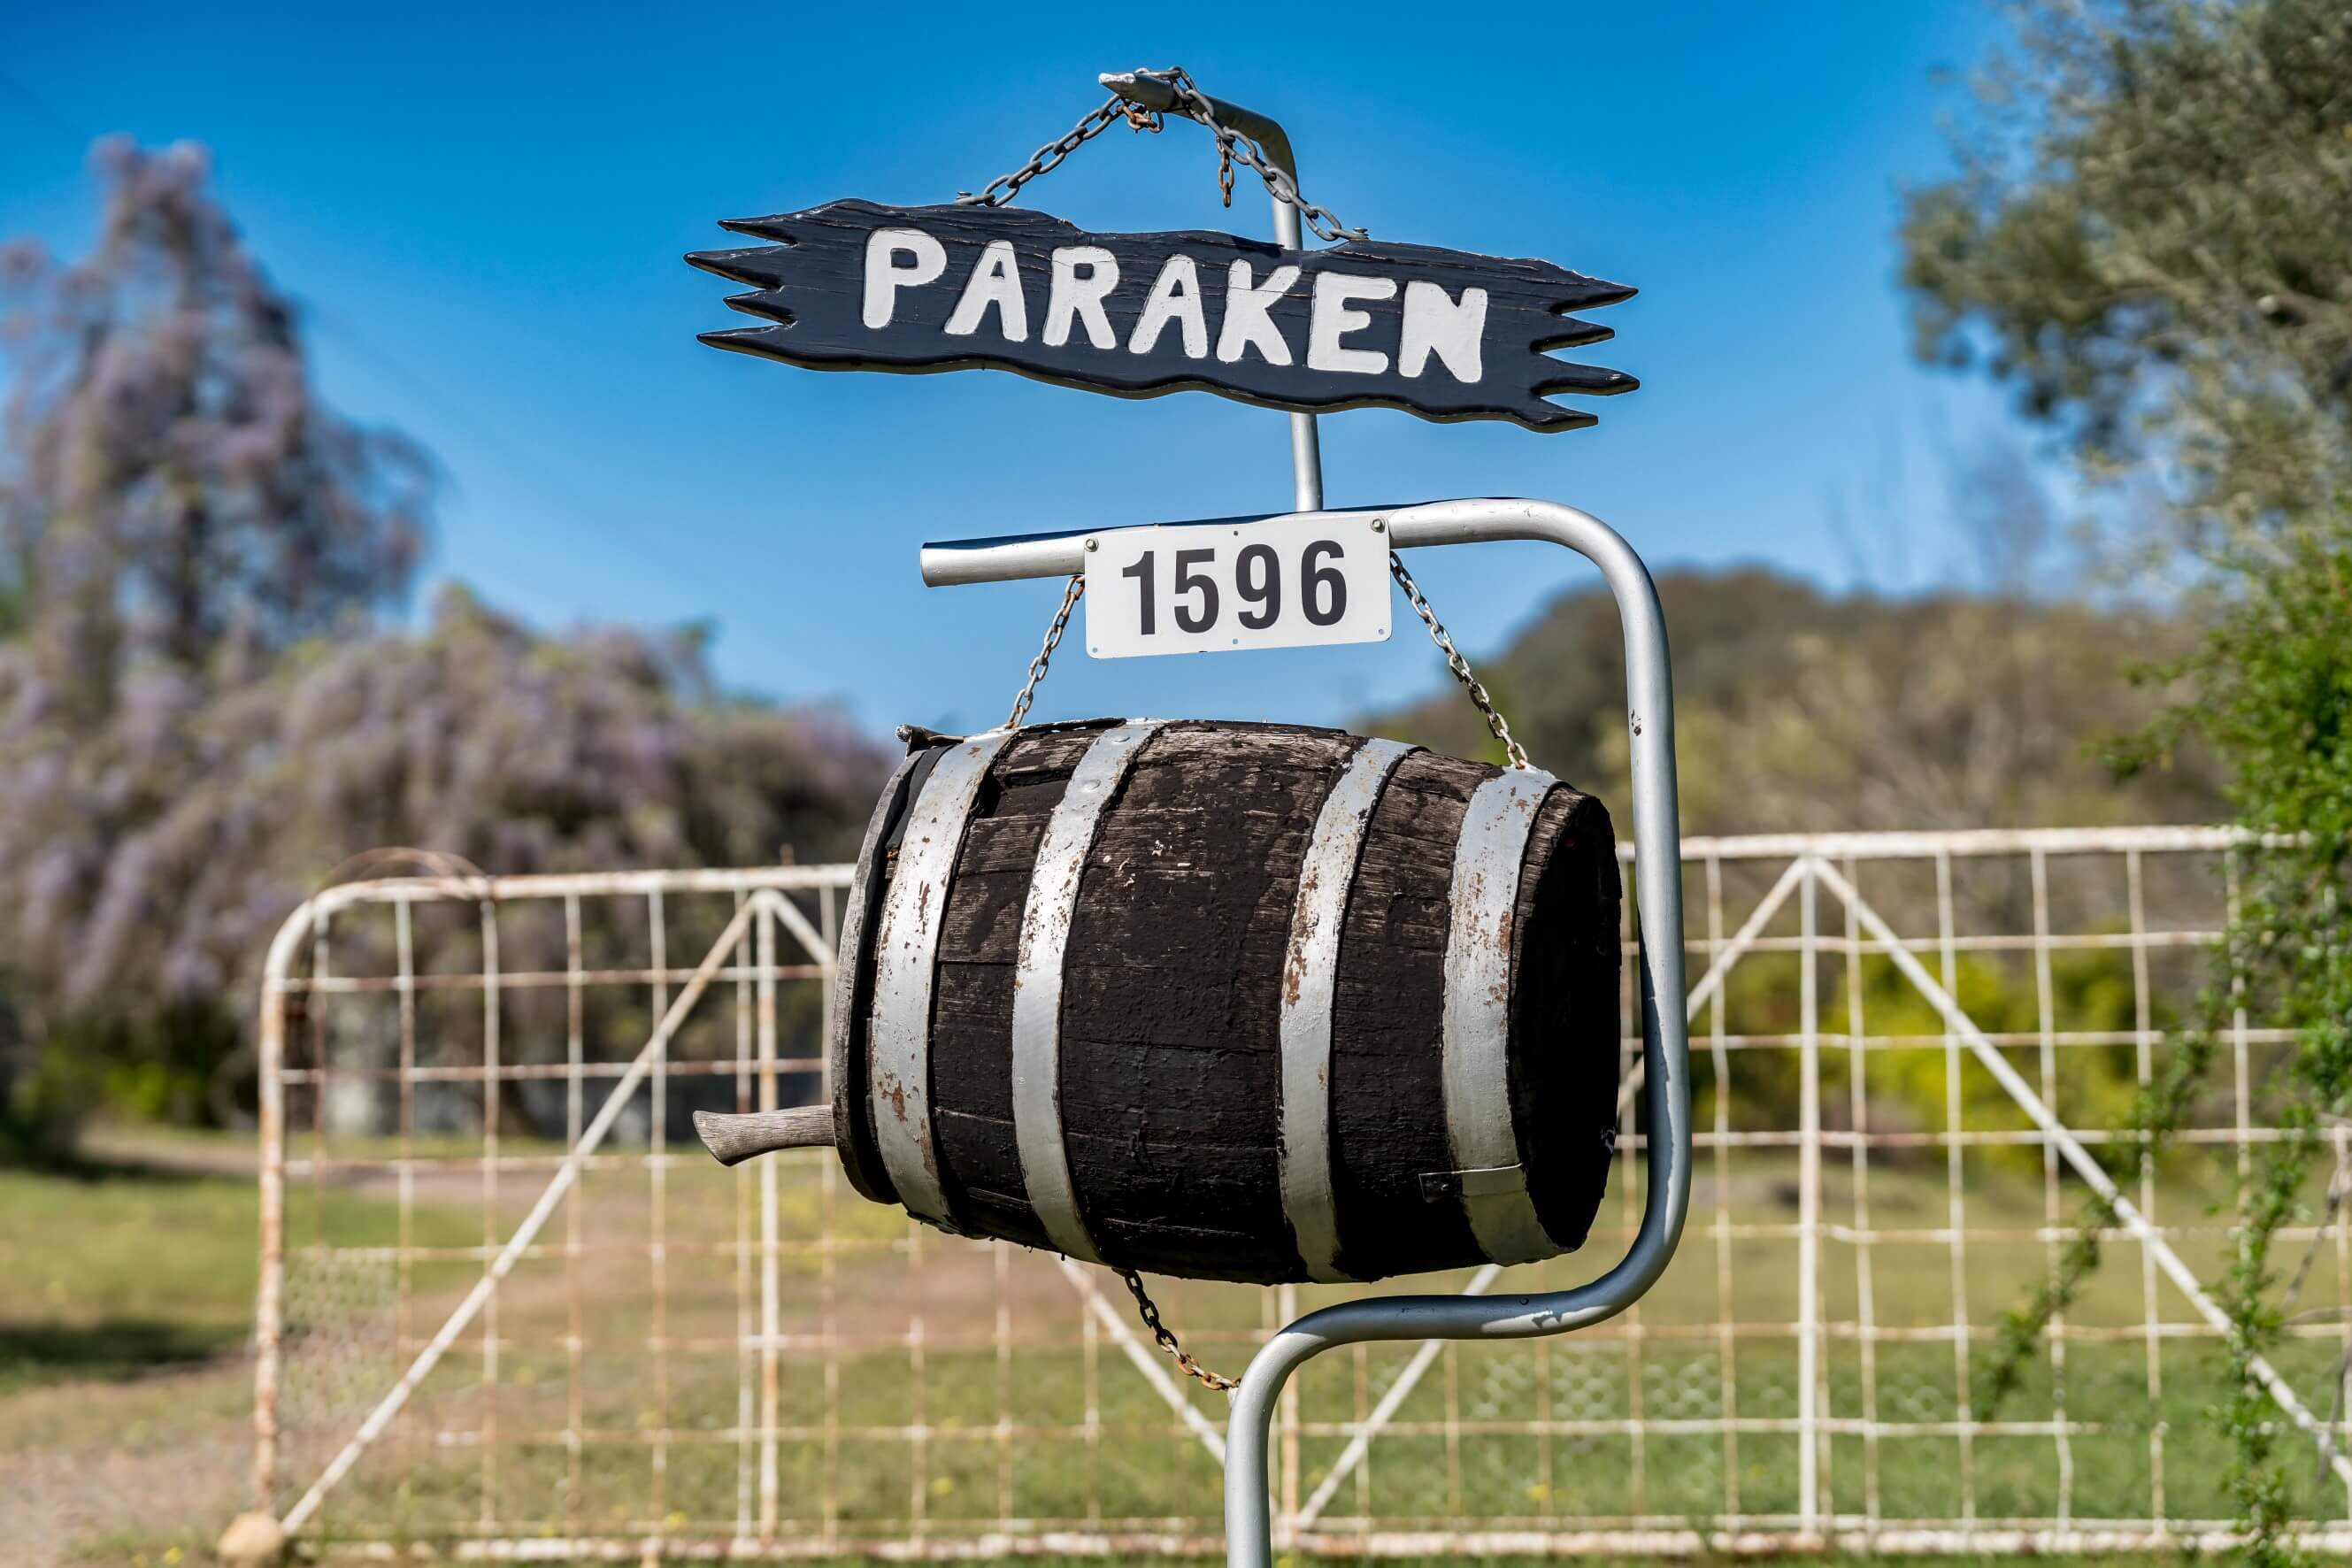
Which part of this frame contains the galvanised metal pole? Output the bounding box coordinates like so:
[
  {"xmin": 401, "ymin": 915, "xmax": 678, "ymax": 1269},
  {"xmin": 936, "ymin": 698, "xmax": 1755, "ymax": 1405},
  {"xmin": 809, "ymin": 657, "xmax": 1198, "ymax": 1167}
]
[
  {"xmin": 918, "ymin": 496, "xmax": 1693, "ymax": 1568},
  {"xmin": 1216, "ymin": 500, "xmax": 1690, "ymax": 1567},
  {"xmin": 1102, "ymin": 71, "xmax": 1324, "ymax": 511}
]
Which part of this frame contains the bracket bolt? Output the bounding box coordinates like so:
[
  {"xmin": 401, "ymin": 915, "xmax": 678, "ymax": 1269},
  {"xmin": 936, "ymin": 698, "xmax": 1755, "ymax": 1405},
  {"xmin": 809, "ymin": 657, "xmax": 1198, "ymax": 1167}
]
[
  {"xmin": 1371, "ymin": 519, "xmax": 1386, "ymax": 533},
  {"xmin": 1084, "ymin": 537, "xmax": 1098, "ymax": 551}
]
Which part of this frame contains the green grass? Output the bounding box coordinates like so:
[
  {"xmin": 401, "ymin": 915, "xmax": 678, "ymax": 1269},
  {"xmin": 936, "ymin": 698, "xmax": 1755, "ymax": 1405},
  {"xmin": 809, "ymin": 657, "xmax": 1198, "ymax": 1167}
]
[
  {"xmin": 9, "ymin": 1132, "xmax": 2345, "ymax": 1562},
  {"xmin": 0, "ymin": 1146, "xmax": 471, "ymax": 1391},
  {"xmin": 656, "ymin": 1561, "xmax": 2154, "ymax": 1567},
  {"xmin": 0, "ymin": 1137, "xmax": 482, "ymax": 1566},
  {"xmin": 272, "ymin": 1143, "xmax": 2352, "ymax": 1548},
  {"xmin": 0, "ymin": 1158, "xmax": 265, "ymax": 1390}
]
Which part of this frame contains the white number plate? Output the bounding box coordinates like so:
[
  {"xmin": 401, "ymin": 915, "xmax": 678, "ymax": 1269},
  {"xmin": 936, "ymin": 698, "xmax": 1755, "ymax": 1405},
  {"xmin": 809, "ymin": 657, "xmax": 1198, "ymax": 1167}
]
[{"xmin": 1084, "ymin": 516, "xmax": 1391, "ymax": 659}]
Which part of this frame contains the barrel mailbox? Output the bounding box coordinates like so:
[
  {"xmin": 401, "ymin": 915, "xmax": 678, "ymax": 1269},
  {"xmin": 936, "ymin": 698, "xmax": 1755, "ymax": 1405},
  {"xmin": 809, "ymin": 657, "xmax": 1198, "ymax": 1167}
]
[{"xmin": 695, "ymin": 718, "xmax": 1623, "ymax": 1284}]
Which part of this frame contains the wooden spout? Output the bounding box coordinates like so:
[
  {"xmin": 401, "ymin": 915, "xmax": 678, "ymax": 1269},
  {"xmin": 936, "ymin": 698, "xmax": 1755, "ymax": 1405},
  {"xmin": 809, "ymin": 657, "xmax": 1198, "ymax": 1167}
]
[{"xmin": 693, "ymin": 1106, "xmax": 836, "ymax": 1167}]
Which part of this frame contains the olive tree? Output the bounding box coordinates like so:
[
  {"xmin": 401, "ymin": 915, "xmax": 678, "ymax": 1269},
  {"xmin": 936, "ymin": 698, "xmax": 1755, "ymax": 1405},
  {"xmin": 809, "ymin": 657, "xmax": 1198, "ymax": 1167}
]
[{"xmin": 1901, "ymin": 4, "xmax": 2352, "ymax": 1554}]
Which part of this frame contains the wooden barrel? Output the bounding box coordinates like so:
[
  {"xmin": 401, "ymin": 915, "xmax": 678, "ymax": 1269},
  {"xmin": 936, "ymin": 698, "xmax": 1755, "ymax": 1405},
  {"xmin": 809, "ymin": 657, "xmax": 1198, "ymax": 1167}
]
[{"xmin": 703, "ymin": 718, "xmax": 1622, "ymax": 1285}]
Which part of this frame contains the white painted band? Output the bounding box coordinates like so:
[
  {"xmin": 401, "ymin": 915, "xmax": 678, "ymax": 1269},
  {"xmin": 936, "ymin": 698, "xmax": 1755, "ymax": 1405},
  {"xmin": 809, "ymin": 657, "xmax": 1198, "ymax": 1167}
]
[
  {"xmin": 866, "ymin": 729, "xmax": 1015, "ymax": 1226},
  {"xmin": 1010, "ymin": 721, "xmax": 1164, "ymax": 1263},
  {"xmin": 831, "ymin": 748, "xmax": 929, "ymax": 1204},
  {"xmin": 1278, "ymin": 738, "xmax": 1417, "ymax": 1282},
  {"xmin": 1441, "ymin": 767, "xmax": 1560, "ymax": 1266}
]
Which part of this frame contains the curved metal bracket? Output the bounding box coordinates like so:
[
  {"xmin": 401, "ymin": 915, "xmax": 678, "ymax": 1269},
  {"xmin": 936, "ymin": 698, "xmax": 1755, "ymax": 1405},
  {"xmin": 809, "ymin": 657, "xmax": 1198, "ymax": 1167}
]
[{"xmin": 916, "ymin": 496, "xmax": 1691, "ymax": 1568}]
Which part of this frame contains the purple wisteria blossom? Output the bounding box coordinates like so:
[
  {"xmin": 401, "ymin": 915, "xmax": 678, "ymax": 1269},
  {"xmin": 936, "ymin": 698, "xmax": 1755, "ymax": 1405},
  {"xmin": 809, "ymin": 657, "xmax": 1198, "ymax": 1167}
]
[{"xmin": 0, "ymin": 144, "xmax": 884, "ymax": 1146}]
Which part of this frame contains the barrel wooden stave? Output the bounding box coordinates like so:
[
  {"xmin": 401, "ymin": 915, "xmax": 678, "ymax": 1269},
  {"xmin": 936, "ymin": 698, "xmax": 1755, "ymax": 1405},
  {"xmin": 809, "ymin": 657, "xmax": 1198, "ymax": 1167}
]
[
  {"xmin": 1057, "ymin": 726, "xmax": 1356, "ymax": 1280},
  {"xmin": 1327, "ymin": 750, "xmax": 1487, "ymax": 1280},
  {"xmin": 829, "ymin": 746, "xmax": 929, "ymax": 1210},
  {"xmin": 929, "ymin": 725, "xmax": 1100, "ymax": 1252},
  {"xmin": 849, "ymin": 719, "xmax": 1620, "ymax": 1285}
]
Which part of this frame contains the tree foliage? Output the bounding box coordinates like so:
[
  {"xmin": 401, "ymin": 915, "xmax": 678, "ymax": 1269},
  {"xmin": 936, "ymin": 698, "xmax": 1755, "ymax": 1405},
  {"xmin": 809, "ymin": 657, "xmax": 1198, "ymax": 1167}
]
[
  {"xmin": 1372, "ymin": 561, "xmax": 2224, "ymax": 837},
  {"xmin": 0, "ymin": 140, "xmax": 428, "ymax": 677},
  {"xmin": 0, "ymin": 143, "xmax": 884, "ymax": 1157},
  {"xmin": 1902, "ymin": 0, "xmax": 2352, "ymax": 542},
  {"xmin": 1901, "ymin": 4, "xmax": 2352, "ymax": 1556},
  {"xmin": 1369, "ymin": 557, "xmax": 2225, "ymax": 1145}
]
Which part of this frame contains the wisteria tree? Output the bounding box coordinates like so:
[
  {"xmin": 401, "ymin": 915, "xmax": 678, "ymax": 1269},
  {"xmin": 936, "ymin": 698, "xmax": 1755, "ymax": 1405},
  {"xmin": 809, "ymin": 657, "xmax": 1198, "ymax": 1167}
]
[{"xmin": 0, "ymin": 142, "xmax": 881, "ymax": 1156}]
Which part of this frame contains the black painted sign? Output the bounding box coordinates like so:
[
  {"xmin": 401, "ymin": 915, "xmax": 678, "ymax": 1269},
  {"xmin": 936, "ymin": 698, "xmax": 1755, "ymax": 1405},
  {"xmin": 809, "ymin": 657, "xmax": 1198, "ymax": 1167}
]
[{"xmin": 687, "ymin": 200, "xmax": 1635, "ymax": 433}]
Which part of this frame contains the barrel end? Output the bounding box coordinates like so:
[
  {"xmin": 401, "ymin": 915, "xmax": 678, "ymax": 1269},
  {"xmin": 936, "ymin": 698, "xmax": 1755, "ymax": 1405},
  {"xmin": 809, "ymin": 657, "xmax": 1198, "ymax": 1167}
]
[{"xmin": 694, "ymin": 1106, "xmax": 836, "ymax": 1167}]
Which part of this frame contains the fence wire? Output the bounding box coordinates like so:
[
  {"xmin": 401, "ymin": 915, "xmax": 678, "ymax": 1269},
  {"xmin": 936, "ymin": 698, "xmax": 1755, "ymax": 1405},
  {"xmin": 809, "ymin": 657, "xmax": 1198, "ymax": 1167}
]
[{"xmin": 251, "ymin": 829, "xmax": 2352, "ymax": 1557}]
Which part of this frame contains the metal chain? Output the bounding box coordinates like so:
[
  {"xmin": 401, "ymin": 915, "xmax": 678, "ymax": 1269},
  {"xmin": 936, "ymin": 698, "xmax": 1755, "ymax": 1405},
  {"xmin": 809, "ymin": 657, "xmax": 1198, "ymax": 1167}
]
[
  {"xmin": 961, "ymin": 73, "xmax": 1482, "ymax": 1408},
  {"xmin": 1003, "ymin": 573, "xmax": 1085, "ymax": 729},
  {"xmin": 1389, "ymin": 551, "xmax": 1532, "ymax": 770},
  {"xmin": 1153, "ymin": 67, "xmax": 1367, "ymax": 242},
  {"xmin": 1117, "ymin": 1266, "xmax": 1239, "ymax": 1391},
  {"xmin": 989, "ymin": 566, "xmax": 1256, "ymax": 1396},
  {"xmin": 957, "ymin": 91, "xmax": 1164, "ymax": 210},
  {"xmin": 956, "ymin": 66, "xmax": 1367, "ymax": 244}
]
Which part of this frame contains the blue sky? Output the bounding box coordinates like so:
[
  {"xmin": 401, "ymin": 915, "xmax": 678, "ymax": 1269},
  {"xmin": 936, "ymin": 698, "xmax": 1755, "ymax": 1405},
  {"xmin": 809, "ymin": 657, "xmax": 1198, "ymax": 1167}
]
[{"xmin": 2, "ymin": 2, "xmax": 2025, "ymax": 737}]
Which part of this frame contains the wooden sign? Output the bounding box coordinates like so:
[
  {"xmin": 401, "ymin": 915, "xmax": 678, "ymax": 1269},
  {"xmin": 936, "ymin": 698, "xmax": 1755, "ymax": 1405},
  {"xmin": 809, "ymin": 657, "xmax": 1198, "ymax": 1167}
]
[{"xmin": 687, "ymin": 200, "xmax": 1636, "ymax": 433}]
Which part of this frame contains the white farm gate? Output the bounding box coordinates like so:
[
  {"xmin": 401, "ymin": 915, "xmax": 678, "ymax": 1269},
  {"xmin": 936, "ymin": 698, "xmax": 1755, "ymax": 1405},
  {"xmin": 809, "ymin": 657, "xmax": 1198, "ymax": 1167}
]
[{"xmin": 250, "ymin": 828, "xmax": 2352, "ymax": 1557}]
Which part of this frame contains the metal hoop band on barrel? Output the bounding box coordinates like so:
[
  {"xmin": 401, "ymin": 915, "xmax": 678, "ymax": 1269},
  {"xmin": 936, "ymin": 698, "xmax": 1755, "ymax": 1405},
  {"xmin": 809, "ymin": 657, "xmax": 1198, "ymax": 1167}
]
[
  {"xmin": 1011, "ymin": 720, "xmax": 1165, "ymax": 1263},
  {"xmin": 1278, "ymin": 737, "xmax": 1418, "ymax": 1282},
  {"xmin": 868, "ymin": 729, "xmax": 1016, "ymax": 1226},
  {"xmin": 828, "ymin": 747, "xmax": 929, "ymax": 1205},
  {"xmin": 1441, "ymin": 766, "xmax": 1561, "ymax": 1265}
]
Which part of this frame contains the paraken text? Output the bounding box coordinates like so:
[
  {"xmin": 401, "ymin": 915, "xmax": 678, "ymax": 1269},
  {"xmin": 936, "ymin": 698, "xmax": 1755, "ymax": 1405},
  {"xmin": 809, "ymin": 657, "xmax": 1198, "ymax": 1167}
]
[{"xmin": 864, "ymin": 227, "xmax": 1488, "ymax": 382}]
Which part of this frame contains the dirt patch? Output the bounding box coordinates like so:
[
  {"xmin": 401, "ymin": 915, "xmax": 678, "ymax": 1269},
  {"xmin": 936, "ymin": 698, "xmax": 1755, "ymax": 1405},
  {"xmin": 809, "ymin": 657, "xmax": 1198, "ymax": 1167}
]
[{"xmin": 0, "ymin": 1355, "xmax": 252, "ymax": 1567}]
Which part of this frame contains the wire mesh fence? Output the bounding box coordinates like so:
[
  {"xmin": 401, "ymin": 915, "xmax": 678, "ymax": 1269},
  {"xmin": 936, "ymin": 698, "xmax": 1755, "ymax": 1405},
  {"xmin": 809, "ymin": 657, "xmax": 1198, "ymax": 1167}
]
[{"xmin": 251, "ymin": 828, "xmax": 2352, "ymax": 1557}]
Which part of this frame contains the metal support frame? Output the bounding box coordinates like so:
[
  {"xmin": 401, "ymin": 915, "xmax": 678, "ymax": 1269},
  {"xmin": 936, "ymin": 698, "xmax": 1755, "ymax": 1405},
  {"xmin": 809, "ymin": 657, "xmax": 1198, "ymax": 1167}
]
[
  {"xmin": 920, "ymin": 496, "xmax": 1692, "ymax": 1568},
  {"xmin": 944, "ymin": 73, "xmax": 1690, "ymax": 1568}
]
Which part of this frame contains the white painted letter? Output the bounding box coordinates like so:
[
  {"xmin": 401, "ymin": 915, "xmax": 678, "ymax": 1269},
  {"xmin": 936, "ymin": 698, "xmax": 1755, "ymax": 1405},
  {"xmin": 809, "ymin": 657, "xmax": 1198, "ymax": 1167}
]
[
  {"xmin": 1308, "ymin": 272, "xmax": 1396, "ymax": 375},
  {"xmin": 1129, "ymin": 255, "xmax": 1208, "ymax": 358},
  {"xmin": 1043, "ymin": 246, "xmax": 1118, "ymax": 349},
  {"xmin": 862, "ymin": 227, "xmax": 948, "ymax": 329},
  {"xmin": 1398, "ymin": 281, "xmax": 1487, "ymax": 381},
  {"xmin": 944, "ymin": 240, "xmax": 1030, "ymax": 342},
  {"xmin": 1216, "ymin": 261, "xmax": 1301, "ymax": 365}
]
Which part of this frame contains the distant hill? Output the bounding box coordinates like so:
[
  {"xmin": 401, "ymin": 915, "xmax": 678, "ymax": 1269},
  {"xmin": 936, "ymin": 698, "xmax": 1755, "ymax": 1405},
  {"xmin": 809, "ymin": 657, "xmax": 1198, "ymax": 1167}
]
[{"xmin": 1364, "ymin": 567, "xmax": 2226, "ymax": 835}]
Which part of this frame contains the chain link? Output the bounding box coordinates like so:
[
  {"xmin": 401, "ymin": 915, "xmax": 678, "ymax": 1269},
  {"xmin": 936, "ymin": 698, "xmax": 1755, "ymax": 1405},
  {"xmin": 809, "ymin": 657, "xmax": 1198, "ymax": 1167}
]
[
  {"xmin": 1117, "ymin": 1267, "xmax": 1239, "ymax": 1391},
  {"xmin": 994, "ymin": 567, "xmax": 1252, "ymax": 1397},
  {"xmin": 1389, "ymin": 551, "xmax": 1532, "ymax": 770},
  {"xmin": 1003, "ymin": 573, "xmax": 1085, "ymax": 729},
  {"xmin": 1151, "ymin": 67, "xmax": 1367, "ymax": 243},
  {"xmin": 956, "ymin": 66, "xmax": 1366, "ymax": 244},
  {"xmin": 957, "ymin": 91, "xmax": 1164, "ymax": 211}
]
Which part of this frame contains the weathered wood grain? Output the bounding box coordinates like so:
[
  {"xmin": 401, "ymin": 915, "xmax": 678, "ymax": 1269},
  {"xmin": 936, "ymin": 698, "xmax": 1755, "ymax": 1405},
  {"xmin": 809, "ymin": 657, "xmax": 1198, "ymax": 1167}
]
[
  {"xmin": 687, "ymin": 200, "xmax": 1636, "ymax": 434},
  {"xmin": 1328, "ymin": 751, "xmax": 1484, "ymax": 1280},
  {"xmin": 1506, "ymin": 789, "xmax": 1623, "ymax": 1253},
  {"xmin": 693, "ymin": 1106, "xmax": 834, "ymax": 1166},
  {"xmin": 926, "ymin": 725, "xmax": 1100, "ymax": 1252}
]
